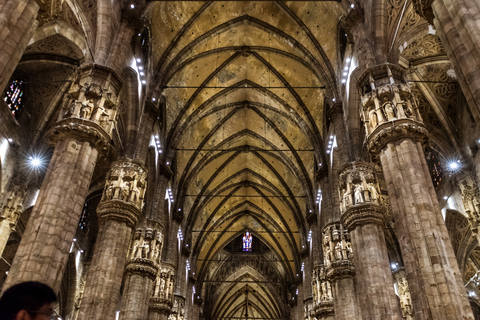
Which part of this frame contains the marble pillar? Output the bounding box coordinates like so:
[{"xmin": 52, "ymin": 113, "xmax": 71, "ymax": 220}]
[
  {"xmin": 323, "ymin": 222, "xmax": 360, "ymax": 320},
  {"xmin": 148, "ymin": 263, "xmax": 176, "ymax": 320},
  {"xmin": 339, "ymin": 162, "xmax": 401, "ymax": 319},
  {"xmin": 360, "ymin": 64, "xmax": 474, "ymax": 319},
  {"xmin": 120, "ymin": 221, "xmax": 164, "ymax": 320},
  {"xmin": 3, "ymin": 66, "xmax": 122, "ymax": 292},
  {"xmin": 77, "ymin": 160, "xmax": 147, "ymax": 320}
]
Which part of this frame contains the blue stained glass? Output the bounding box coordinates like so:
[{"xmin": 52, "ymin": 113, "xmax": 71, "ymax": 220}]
[{"xmin": 243, "ymin": 231, "xmax": 252, "ymax": 252}]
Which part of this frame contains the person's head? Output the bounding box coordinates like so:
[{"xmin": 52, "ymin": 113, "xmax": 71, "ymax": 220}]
[{"xmin": 0, "ymin": 281, "xmax": 57, "ymax": 320}]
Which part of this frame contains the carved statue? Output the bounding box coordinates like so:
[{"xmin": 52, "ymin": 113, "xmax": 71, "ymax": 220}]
[
  {"xmin": 367, "ymin": 184, "xmax": 378, "ymax": 203},
  {"xmin": 354, "ymin": 184, "xmax": 364, "ymax": 204},
  {"xmin": 335, "ymin": 241, "xmax": 343, "ymax": 260},
  {"xmin": 80, "ymin": 100, "xmax": 94, "ymax": 119},
  {"xmin": 369, "ymin": 110, "xmax": 378, "ymax": 128},
  {"xmin": 121, "ymin": 181, "xmax": 131, "ymax": 201},
  {"xmin": 383, "ymin": 98, "xmax": 395, "ymax": 120}
]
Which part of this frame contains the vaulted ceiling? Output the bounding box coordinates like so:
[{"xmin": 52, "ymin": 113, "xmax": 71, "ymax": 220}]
[{"xmin": 146, "ymin": 2, "xmax": 345, "ymax": 317}]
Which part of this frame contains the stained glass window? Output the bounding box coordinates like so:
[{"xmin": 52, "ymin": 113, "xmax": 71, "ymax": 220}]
[
  {"xmin": 428, "ymin": 153, "xmax": 443, "ymax": 189},
  {"xmin": 4, "ymin": 80, "xmax": 24, "ymax": 116},
  {"xmin": 243, "ymin": 231, "xmax": 252, "ymax": 252},
  {"xmin": 79, "ymin": 202, "xmax": 89, "ymax": 232}
]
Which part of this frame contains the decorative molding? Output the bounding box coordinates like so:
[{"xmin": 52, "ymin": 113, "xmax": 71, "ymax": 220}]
[
  {"xmin": 367, "ymin": 120, "xmax": 428, "ymax": 160},
  {"xmin": 326, "ymin": 260, "xmax": 355, "ymax": 280},
  {"xmin": 125, "ymin": 258, "xmax": 158, "ymax": 280},
  {"xmin": 341, "ymin": 204, "xmax": 385, "ymax": 230},
  {"xmin": 96, "ymin": 200, "xmax": 141, "ymax": 228}
]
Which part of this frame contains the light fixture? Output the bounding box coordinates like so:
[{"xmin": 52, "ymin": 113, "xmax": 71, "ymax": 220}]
[
  {"xmin": 138, "ymin": 66, "xmax": 143, "ymax": 70},
  {"xmin": 166, "ymin": 161, "xmax": 170, "ymax": 165},
  {"xmin": 332, "ymin": 98, "xmax": 336, "ymax": 102},
  {"xmin": 140, "ymin": 72, "xmax": 145, "ymax": 76},
  {"xmin": 30, "ymin": 157, "xmax": 41, "ymax": 167},
  {"xmin": 130, "ymin": 4, "xmax": 134, "ymax": 9},
  {"xmin": 7, "ymin": 138, "xmax": 13, "ymax": 143},
  {"xmin": 351, "ymin": 3, "xmax": 354, "ymax": 8},
  {"xmin": 136, "ymin": 58, "xmax": 141, "ymax": 63},
  {"xmin": 346, "ymin": 58, "xmax": 351, "ymax": 63},
  {"xmin": 73, "ymin": 238, "xmax": 77, "ymax": 242},
  {"xmin": 141, "ymin": 80, "xmax": 146, "ymax": 84},
  {"xmin": 469, "ymin": 291, "xmax": 476, "ymax": 297},
  {"xmin": 448, "ymin": 162, "xmax": 459, "ymax": 170},
  {"xmin": 341, "ymin": 79, "xmax": 346, "ymax": 84},
  {"xmin": 443, "ymin": 196, "xmax": 448, "ymax": 200},
  {"xmin": 152, "ymin": 97, "xmax": 156, "ymax": 101}
]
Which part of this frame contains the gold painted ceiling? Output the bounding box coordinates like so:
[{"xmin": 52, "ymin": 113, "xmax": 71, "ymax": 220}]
[{"xmin": 146, "ymin": 2, "xmax": 345, "ymax": 317}]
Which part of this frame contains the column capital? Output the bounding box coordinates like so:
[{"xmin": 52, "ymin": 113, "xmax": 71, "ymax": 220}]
[
  {"xmin": 97, "ymin": 200, "xmax": 142, "ymax": 228},
  {"xmin": 338, "ymin": 161, "xmax": 385, "ymax": 225},
  {"xmin": 322, "ymin": 222, "xmax": 354, "ymax": 268},
  {"xmin": 413, "ymin": 0, "xmax": 435, "ymax": 24},
  {"xmin": 148, "ymin": 297, "xmax": 173, "ymax": 315},
  {"xmin": 368, "ymin": 120, "xmax": 428, "ymax": 161},
  {"xmin": 314, "ymin": 301, "xmax": 335, "ymax": 318},
  {"xmin": 125, "ymin": 258, "xmax": 158, "ymax": 280},
  {"xmin": 48, "ymin": 118, "xmax": 111, "ymax": 152},
  {"xmin": 341, "ymin": 204, "xmax": 385, "ymax": 230},
  {"xmin": 127, "ymin": 224, "xmax": 164, "ymax": 268},
  {"xmin": 101, "ymin": 160, "xmax": 148, "ymax": 211},
  {"xmin": 326, "ymin": 260, "xmax": 355, "ymax": 280},
  {"xmin": 50, "ymin": 64, "xmax": 124, "ymax": 153}
]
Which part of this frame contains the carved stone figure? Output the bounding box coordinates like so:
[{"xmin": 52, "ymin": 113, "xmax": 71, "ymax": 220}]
[
  {"xmin": 383, "ymin": 98, "xmax": 395, "ymax": 120},
  {"xmin": 367, "ymin": 184, "xmax": 378, "ymax": 203},
  {"xmin": 369, "ymin": 110, "xmax": 378, "ymax": 128},
  {"xmin": 354, "ymin": 184, "xmax": 364, "ymax": 204}
]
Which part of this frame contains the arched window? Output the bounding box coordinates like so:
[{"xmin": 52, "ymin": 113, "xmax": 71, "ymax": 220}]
[
  {"xmin": 339, "ymin": 28, "xmax": 348, "ymax": 62},
  {"xmin": 79, "ymin": 202, "xmax": 89, "ymax": 232},
  {"xmin": 4, "ymin": 80, "xmax": 24, "ymax": 117},
  {"xmin": 243, "ymin": 231, "xmax": 252, "ymax": 252},
  {"xmin": 427, "ymin": 152, "xmax": 443, "ymax": 189}
]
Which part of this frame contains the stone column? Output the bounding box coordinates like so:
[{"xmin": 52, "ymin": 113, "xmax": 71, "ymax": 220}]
[
  {"xmin": 148, "ymin": 263, "xmax": 176, "ymax": 320},
  {"xmin": 360, "ymin": 64, "xmax": 474, "ymax": 319},
  {"xmin": 312, "ymin": 265, "xmax": 334, "ymax": 320},
  {"xmin": 322, "ymin": 222, "xmax": 360, "ymax": 320},
  {"xmin": 393, "ymin": 268, "xmax": 414, "ymax": 320},
  {"xmin": 339, "ymin": 162, "xmax": 401, "ymax": 320},
  {"xmin": 0, "ymin": 173, "xmax": 26, "ymax": 257},
  {"xmin": 120, "ymin": 221, "xmax": 164, "ymax": 320},
  {"xmin": 0, "ymin": 0, "xmax": 39, "ymax": 93},
  {"xmin": 77, "ymin": 160, "xmax": 147, "ymax": 320},
  {"xmin": 3, "ymin": 66, "xmax": 121, "ymax": 292},
  {"xmin": 414, "ymin": 0, "xmax": 480, "ymax": 124}
]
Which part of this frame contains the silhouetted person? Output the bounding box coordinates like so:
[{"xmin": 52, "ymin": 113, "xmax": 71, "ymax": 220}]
[{"xmin": 0, "ymin": 281, "xmax": 57, "ymax": 320}]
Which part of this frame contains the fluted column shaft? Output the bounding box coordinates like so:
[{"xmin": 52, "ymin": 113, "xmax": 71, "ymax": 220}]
[
  {"xmin": 339, "ymin": 162, "xmax": 401, "ymax": 320},
  {"xmin": 3, "ymin": 137, "xmax": 99, "ymax": 292},
  {"xmin": 0, "ymin": 0, "xmax": 39, "ymax": 93},
  {"xmin": 360, "ymin": 64, "xmax": 474, "ymax": 319},
  {"xmin": 78, "ymin": 160, "xmax": 147, "ymax": 320}
]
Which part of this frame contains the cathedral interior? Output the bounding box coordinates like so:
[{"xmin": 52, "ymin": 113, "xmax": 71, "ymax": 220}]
[{"xmin": 1, "ymin": 0, "xmax": 480, "ymax": 319}]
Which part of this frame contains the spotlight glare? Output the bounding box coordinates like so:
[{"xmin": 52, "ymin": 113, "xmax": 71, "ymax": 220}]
[
  {"xmin": 130, "ymin": 4, "xmax": 134, "ymax": 9},
  {"xmin": 449, "ymin": 162, "xmax": 459, "ymax": 170},
  {"xmin": 351, "ymin": 3, "xmax": 354, "ymax": 8},
  {"xmin": 31, "ymin": 157, "xmax": 41, "ymax": 167}
]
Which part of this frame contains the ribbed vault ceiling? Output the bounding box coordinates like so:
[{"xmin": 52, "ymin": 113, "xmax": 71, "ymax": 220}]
[{"xmin": 147, "ymin": 1, "xmax": 344, "ymax": 317}]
